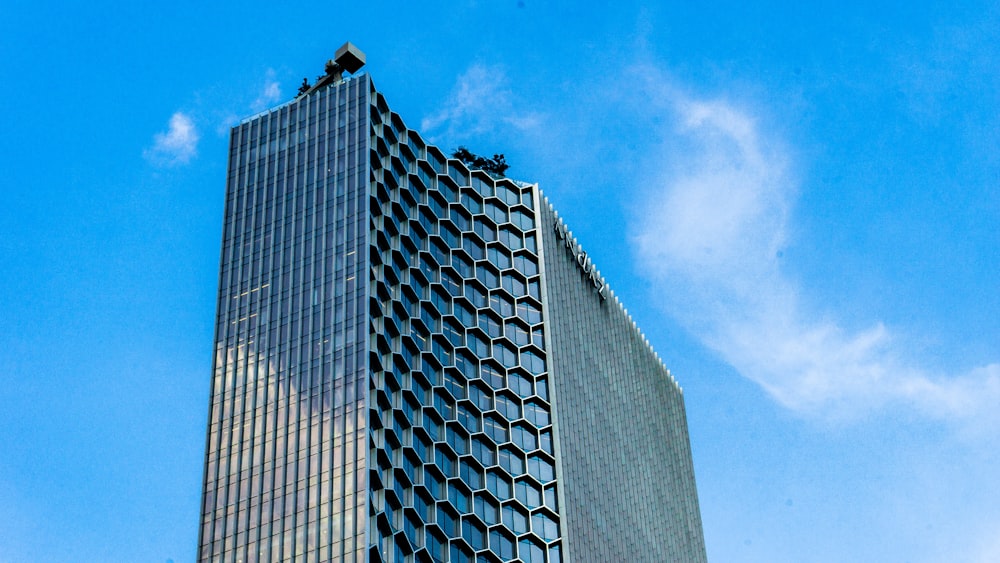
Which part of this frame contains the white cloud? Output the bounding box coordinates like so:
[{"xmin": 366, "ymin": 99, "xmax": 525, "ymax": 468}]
[
  {"xmin": 251, "ymin": 69, "xmax": 281, "ymax": 113},
  {"xmin": 144, "ymin": 111, "xmax": 199, "ymax": 166},
  {"xmin": 629, "ymin": 64, "xmax": 1000, "ymax": 424},
  {"xmin": 421, "ymin": 63, "xmax": 542, "ymax": 143}
]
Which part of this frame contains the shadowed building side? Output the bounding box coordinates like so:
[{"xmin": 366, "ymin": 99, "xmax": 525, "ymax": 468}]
[{"xmin": 537, "ymin": 202, "xmax": 707, "ymax": 563}]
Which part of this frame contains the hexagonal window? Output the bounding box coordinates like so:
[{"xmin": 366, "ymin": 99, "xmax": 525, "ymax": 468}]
[
  {"xmin": 498, "ymin": 226, "xmax": 523, "ymax": 250},
  {"xmin": 419, "ymin": 250, "xmax": 441, "ymax": 277},
  {"xmin": 428, "ymin": 191, "xmax": 449, "ymax": 218},
  {"xmin": 456, "ymin": 349, "xmax": 479, "ymax": 380},
  {"xmin": 403, "ymin": 511, "xmax": 424, "ymax": 547},
  {"xmin": 471, "ymin": 435, "xmax": 496, "ymax": 467},
  {"xmin": 476, "ymin": 263, "xmax": 499, "ymax": 288},
  {"xmin": 489, "ymin": 528, "xmax": 515, "ymax": 561},
  {"xmin": 527, "ymin": 455, "xmax": 555, "ymax": 483},
  {"xmin": 486, "ymin": 469, "xmax": 513, "ymax": 500},
  {"xmin": 418, "ymin": 204, "xmax": 440, "ymax": 235},
  {"xmin": 519, "ymin": 537, "xmax": 546, "ymax": 563},
  {"xmin": 457, "ymin": 402, "xmax": 480, "ymax": 434},
  {"xmin": 531, "ymin": 512, "xmax": 559, "ymax": 541},
  {"xmin": 490, "ymin": 292, "xmax": 514, "ymax": 319},
  {"xmin": 482, "ymin": 413, "xmax": 509, "ymax": 444},
  {"xmin": 508, "ymin": 371, "xmax": 534, "ymax": 398},
  {"xmin": 441, "ymin": 268, "xmax": 463, "ymax": 298},
  {"xmin": 452, "ymin": 251, "xmax": 474, "ymax": 279},
  {"xmin": 454, "ymin": 300, "xmax": 476, "ymax": 328},
  {"xmin": 502, "ymin": 503, "xmax": 529, "ymax": 535},
  {"xmin": 523, "ymin": 400, "xmax": 550, "ymax": 428},
  {"xmin": 448, "ymin": 161, "xmax": 470, "ymax": 186},
  {"xmin": 431, "ymin": 238, "xmax": 452, "ymax": 269},
  {"xmin": 514, "ymin": 479, "xmax": 542, "ymax": 508},
  {"xmin": 471, "ymin": 172, "xmax": 494, "ymax": 198},
  {"xmin": 516, "ymin": 300, "xmax": 542, "ymax": 324},
  {"xmin": 474, "ymin": 492, "xmax": 500, "ymax": 526},
  {"xmin": 496, "ymin": 182, "xmax": 520, "ymax": 207},
  {"xmin": 442, "ymin": 317, "xmax": 464, "ymax": 348},
  {"xmin": 511, "ymin": 423, "xmax": 538, "ymax": 452},
  {"xmin": 510, "ymin": 208, "xmax": 535, "ymax": 231},
  {"xmin": 465, "ymin": 328, "xmax": 490, "ymax": 358},
  {"xmin": 434, "ymin": 389, "xmax": 456, "ymax": 420},
  {"xmin": 460, "ymin": 456, "xmax": 485, "ymax": 490},
  {"xmin": 494, "ymin": 392, "xmax": 521, "ymax": 420},
  {"xmin": 447, "ymin": 423, "xmax": 470, "ymax": 456},
  {"xmin": 438, "ymin": 503, "xmax": 460, "ymax": 538},
  {"xmin": 520, "ymin": 188, "xmax": 534, "ymax": 209},
  {"xmin": 424, "ymin": 409, "xmax": 444, "ymax": 441},
  {"xmin": 440, "ymin": 221, "xmax": 461, "ymax": 248},
  {"xmin": 436, "ymin": 447, "xmax": 457, "ymax": 478},
  {"xmin": 492, "ymin": 341, "xmax": 517, "ymax": 369},
  {"xmin": 469, "ymin": 379, "xmax": 494, "ymax": 411},
  {"xmin": 461, "ymin": 517, "xmax": 486, "ymax": 551},
  {"xmin": 444, "ymin": 370, "xmax": 467, "ymax": 401},
  {"xmin": 498, "ymin": 445, "xmax": 526, "ymax": 475},
  {"xmin": 463, "ymin": 280, "xmax": 487, "ymax": 309},
  {"xmin": 420, "ymin": 307, "xmax": 441, "ymax": 334},
  {"xmin": 432, "ymin": 335, "xmax": 453, "ymax": 367},
  {"xmin": 473, "ymin": 218, "xmax": 497, "ymax": 242},
  {"xmin": 544, "ymin": 485, "xmax": 559, "ymax": 512},
  {"xmin": 462, "ymin": 235, "xmax": 485, "ymax": 261},
  {"xmin": 512, "ymin": 253, "xmax": 538, "ymax": 276},
  {"xmin": 448, "ymin": 480, "xmax": 471, "ymax": 512},
  {"xmin": 501, "ymin": 273, "xmax": 526, "ymax": 297},
  {"xmin": 521, "ymin": 350, "xmax": 546, "ymax": 375},
  {"xmin": 478, "ymin": 310, "xmax": 503, "ymax": 339},
  {"xmin": 504, "ymin": 319, "xmax": 531, "ymax": 347},
  {"xmin": 450, "ymin": 543, "xmax": 474, "ymax": 563},
  {"xmin": 430, "ymin": 285, "xmax": 452, "ymax": 316},
  {"xmin": 484, "ymin": 200, "xmax": 507, "ymax": 224},
  {"xmin": 450, "ymin": 205, "xmax": 471, "ymax": 232},
  {"xmin": 460, "ymin": 191, "xmax": 483, "ymax": 215},
  {"xmin": 487, "ymin": 244, "xmax": 512, "ymax": 269}
]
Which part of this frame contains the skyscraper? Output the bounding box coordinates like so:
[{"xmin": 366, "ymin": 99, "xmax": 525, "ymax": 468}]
[{"xmin": 198, "ymin": 43, "xmax": 706, "ymax": 563}]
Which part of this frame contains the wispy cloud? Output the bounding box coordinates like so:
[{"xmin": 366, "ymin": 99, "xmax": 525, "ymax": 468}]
[
  {"xmin": 421, "ymin": 63, "xmax": 542, "ymax": 144},
  {"xmin": 144, "ymin": 111, "xmax": 199, "ymax": 166},
  {"xmin": 628, "ymin": 64, "xmax": 1000, "ymax": 424},
  {"xmin": 251, "ymin": 69, "xmax": 281, "ymax": 113}
]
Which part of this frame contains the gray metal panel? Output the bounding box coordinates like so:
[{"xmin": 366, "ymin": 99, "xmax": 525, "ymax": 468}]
[{"xmin": 537, "ymin": 198, "xmax": 707, "ymax": 562}]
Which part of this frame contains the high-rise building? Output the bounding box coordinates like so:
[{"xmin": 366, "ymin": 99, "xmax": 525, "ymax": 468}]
[{"xmin": 198, "ymin": 43, "xmax": 706, "ymax": 563}]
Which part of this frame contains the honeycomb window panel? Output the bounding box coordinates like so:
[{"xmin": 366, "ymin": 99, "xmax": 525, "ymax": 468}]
[
  {"xmin": 469, "ymin": 172, "xmax": 494, "ymax": 199},
  {"xmin": 495, "ymin": 182, "xmax": 519, "ymax": 208}
]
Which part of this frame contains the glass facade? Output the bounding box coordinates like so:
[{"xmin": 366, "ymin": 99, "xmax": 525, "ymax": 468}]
[
  {"xmin": 199, "ymin": 75, "xmax": 370, "ymax": 563},
  {"xmin": 367, "ymin": 91, "xmax": 561, "ymax": 563},
  {"xmin": 200, "ymin": 64, "xmax": 705, "ymax": 563}
]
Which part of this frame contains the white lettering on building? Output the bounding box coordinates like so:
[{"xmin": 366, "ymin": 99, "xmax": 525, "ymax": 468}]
[{"xmin": 553, "ymin": 220, "xmax": 607, "ymax": 300}]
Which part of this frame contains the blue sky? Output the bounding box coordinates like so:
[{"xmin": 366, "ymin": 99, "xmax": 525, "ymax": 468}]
[{"xmin": 1, "ymin": 1, "xmax": 997, "ymax": 561}]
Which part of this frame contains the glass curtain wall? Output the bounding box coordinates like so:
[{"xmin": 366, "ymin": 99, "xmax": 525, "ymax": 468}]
[{"xmin": 198, "ymin": 75, "xmax": 371, "ymax": 563}]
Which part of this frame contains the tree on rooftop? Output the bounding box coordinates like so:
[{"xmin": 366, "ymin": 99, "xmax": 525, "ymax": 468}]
[
  {"xmin": 296, "ymin": 78, "xmax": 311, "ymax": 97},
  {"xmin": 451, "ymin": 146, "xmax": 510, "ymax": 178}
]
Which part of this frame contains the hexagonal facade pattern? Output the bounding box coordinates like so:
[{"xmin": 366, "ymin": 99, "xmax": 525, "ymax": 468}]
[
  {"xmin": 200, "ymin": 71, "xmax": 706, "ymax": 563},
  {"xmin": 368, "ymin": 90, "xmax": 561, "ymax": 563}
]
